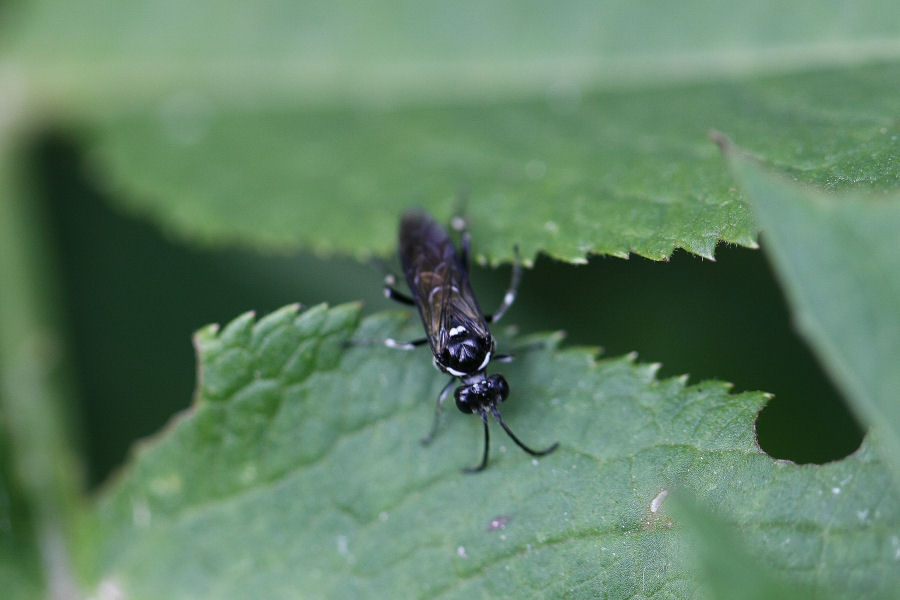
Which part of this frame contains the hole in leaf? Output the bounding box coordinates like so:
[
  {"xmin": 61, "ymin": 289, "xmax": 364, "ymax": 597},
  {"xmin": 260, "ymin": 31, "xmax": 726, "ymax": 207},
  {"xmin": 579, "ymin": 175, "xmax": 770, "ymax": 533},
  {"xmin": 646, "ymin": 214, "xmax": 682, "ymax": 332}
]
[{"xmin": 471, "ymin": 246, "xmax": 863, "ymax": 464}]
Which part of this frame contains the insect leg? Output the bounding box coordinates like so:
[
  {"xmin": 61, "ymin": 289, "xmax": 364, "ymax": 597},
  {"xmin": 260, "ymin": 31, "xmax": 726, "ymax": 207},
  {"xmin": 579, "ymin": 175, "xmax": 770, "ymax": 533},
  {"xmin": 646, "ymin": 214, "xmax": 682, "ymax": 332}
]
[
  {"xmin": 450, "ymin": 215, "xmax": 472, "ymax": 272},
  {"xmin": 486, "ymin": 244, "xmax": 522, "ymax": 324},
  {"xmin": 463, "ymin": 411, "xmax": 491, "ymax": 473},
  {"xmin": 420, "ymin": 378, "xmax": 456, "ymax": 445},
  {"xmin": 487, "ymin": 340, "xmax": 547, "ymax": 363},
  {"xmin": 383, "ymin": 274, "xmax": 415, "ymax": 306},
  {"xmin": 383, "ymin": 337, "xmax": 428, "ymax": 350},
  {"xmin": 491, "ymin": 406, "xmax": 559, "ymax": 456},
  {"xmin": 344, "ymin": 336, "xmax": 427, "ymax": 350}
]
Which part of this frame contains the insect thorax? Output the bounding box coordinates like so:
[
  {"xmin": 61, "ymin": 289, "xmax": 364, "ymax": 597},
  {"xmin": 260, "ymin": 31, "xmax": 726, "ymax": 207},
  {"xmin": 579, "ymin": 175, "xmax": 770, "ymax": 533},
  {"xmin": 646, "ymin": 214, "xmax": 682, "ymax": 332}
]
[{"xmin": 435, "ymin": 331, "xmax": 494, "ymax": 377}]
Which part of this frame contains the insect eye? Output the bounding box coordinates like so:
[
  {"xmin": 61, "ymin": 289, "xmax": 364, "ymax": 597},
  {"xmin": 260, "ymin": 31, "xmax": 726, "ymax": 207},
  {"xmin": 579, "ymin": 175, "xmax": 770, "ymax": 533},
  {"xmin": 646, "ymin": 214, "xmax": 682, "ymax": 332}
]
[
  {"xmin": 454, "ymin": 386, "xmax": 473, "ymax": 413},
  {"xmin": 488, "ymin": 374, "xmax": 509, "ymax": 401}
]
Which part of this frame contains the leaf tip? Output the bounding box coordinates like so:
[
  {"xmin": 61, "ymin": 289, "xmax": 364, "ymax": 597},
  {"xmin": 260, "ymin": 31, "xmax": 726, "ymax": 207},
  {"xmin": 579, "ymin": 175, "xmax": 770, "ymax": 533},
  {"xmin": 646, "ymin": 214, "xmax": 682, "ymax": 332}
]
[{"xmin": 192, "ymin": 322, "xmax": 220, "ymax": 345}]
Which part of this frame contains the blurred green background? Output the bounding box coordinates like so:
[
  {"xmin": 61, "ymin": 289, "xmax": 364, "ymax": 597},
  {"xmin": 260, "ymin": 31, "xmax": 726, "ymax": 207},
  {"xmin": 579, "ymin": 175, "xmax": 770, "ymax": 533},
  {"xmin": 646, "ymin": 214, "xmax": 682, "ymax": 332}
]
[{"xmin": 35, "ymin": 133, "xmax": 862, "ymax": 487}]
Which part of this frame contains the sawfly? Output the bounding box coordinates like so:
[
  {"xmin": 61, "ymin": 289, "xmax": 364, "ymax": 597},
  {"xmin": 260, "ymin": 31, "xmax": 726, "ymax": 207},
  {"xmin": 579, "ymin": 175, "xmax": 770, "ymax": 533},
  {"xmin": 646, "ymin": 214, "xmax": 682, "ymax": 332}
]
[{"xmin": 379, "ymin": 209, "xmax": 558, "ymax": 472}]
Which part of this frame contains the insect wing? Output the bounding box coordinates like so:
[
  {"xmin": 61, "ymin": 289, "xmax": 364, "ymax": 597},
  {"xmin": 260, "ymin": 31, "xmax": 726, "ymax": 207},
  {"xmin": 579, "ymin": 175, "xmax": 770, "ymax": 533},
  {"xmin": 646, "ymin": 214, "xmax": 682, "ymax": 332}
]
[{"xmin": 399, "ymin": 211, "xmax": 489, "ymax": 358}]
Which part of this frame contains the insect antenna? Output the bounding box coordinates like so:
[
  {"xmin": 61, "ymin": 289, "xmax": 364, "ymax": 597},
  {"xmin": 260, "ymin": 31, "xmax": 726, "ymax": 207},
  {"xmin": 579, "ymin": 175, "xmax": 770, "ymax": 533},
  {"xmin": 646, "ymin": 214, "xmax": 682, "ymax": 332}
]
[
  {"xmin": 462, "ymin": 411, "xmax": 491, "ymax": 473},
  {"xmin": 491, "ymin": 406, "xmax": 559, "ymax": 457}
]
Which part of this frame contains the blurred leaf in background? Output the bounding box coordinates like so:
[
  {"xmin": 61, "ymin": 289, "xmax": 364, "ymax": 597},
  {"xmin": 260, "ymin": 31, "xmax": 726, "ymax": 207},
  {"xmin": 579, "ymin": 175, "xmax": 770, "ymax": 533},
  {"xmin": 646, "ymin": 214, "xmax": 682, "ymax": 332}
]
[{"xmin": 5, "ymin": 1, "xmax": 900, "ymax": 262}]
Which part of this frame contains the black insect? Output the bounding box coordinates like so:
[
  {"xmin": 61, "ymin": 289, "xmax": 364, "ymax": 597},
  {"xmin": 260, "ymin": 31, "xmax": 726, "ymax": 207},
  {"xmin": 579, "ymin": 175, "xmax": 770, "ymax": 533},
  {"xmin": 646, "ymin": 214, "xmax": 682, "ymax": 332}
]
[{"xmin": 381, "ymin": 209, "xmax": 558, "ymax": 472}]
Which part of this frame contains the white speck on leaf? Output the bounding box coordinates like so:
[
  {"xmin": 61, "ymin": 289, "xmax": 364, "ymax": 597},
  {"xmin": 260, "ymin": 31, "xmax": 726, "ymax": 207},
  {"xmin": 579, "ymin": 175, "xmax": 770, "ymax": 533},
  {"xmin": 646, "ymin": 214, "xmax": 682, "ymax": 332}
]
[
  {"xmin": 457, "ymin": 546, "xmax": 468, "ymax": 559},
  {"xmin": 337, "ymin": 535, "xmax": 354, "ymax": 563},
  {"xmin": 650, "ymin": 489, "xmax": 669, "ymax": 513}
]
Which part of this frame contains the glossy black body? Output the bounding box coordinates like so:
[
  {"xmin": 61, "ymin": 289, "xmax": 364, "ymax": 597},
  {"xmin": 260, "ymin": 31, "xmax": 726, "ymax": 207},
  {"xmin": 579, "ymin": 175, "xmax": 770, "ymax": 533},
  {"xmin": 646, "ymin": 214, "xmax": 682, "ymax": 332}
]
[
  {"xmin": 396, "ymin": 209, "xmax": 557, "ymax": 471},
  {"xmin": 399, "ymin": 210, "xmax": 494, "ymax": 378}
]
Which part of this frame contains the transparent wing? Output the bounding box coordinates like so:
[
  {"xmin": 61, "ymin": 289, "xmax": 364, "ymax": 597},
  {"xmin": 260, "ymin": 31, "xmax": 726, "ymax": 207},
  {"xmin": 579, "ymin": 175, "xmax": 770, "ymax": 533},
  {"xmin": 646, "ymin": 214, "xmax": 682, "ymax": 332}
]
[{"xmin": 399, "ymin": 211, "xmax": 489, "ymax": 356}]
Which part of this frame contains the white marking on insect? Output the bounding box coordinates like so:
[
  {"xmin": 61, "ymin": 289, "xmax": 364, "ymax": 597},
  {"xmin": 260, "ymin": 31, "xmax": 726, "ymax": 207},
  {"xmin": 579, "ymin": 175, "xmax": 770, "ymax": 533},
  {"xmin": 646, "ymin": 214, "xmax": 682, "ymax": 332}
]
[
  {"xmin": 446, "ymin": 366, "xmax": 467, "ymax": 377},
  {"xmin": 477, "ymin": 351, "xmax": 492, "ymax": 371},
  {"xmin": 504, "ymin": 292, "xmax": 515, "ymax": 306},
  {"xmin": 449, "ymin": 326, "xmax": 467, "ymax": 337}
]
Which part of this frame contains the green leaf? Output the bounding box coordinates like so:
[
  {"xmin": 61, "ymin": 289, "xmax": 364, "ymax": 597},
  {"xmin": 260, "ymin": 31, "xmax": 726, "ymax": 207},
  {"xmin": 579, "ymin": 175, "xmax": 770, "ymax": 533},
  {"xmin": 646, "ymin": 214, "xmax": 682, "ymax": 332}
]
[
  {"xmin": 83, "ymin": 303, "xmax": 899, "ymax": 599},
  {"xmin": 66, "ymin": 63, "xmax": 900, "ymax": 263},
  {"xmin": 0, "ymin": 141, "xmax": 80, "ymax": 599},
  {"xmin": 4, "ymin": 2, "xmax": 900, "ymax": 262},
  {"xmin": 6, "ymin": 1, "xmax": 900, "ymax": 101},
  {"xmin": 0, "ymin": 431, "xmax": 42, "ymax": 600},
  {"xmin": 674, "ymin": 487, "xmax": 888, "ymax": 600},
  {"xmin": 723, "ymin": 144, "xmax": 900, "ymax": 484},
  {"xmin": 673, "ymin": 496, "xmax": 812, "ymax": 600}
]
